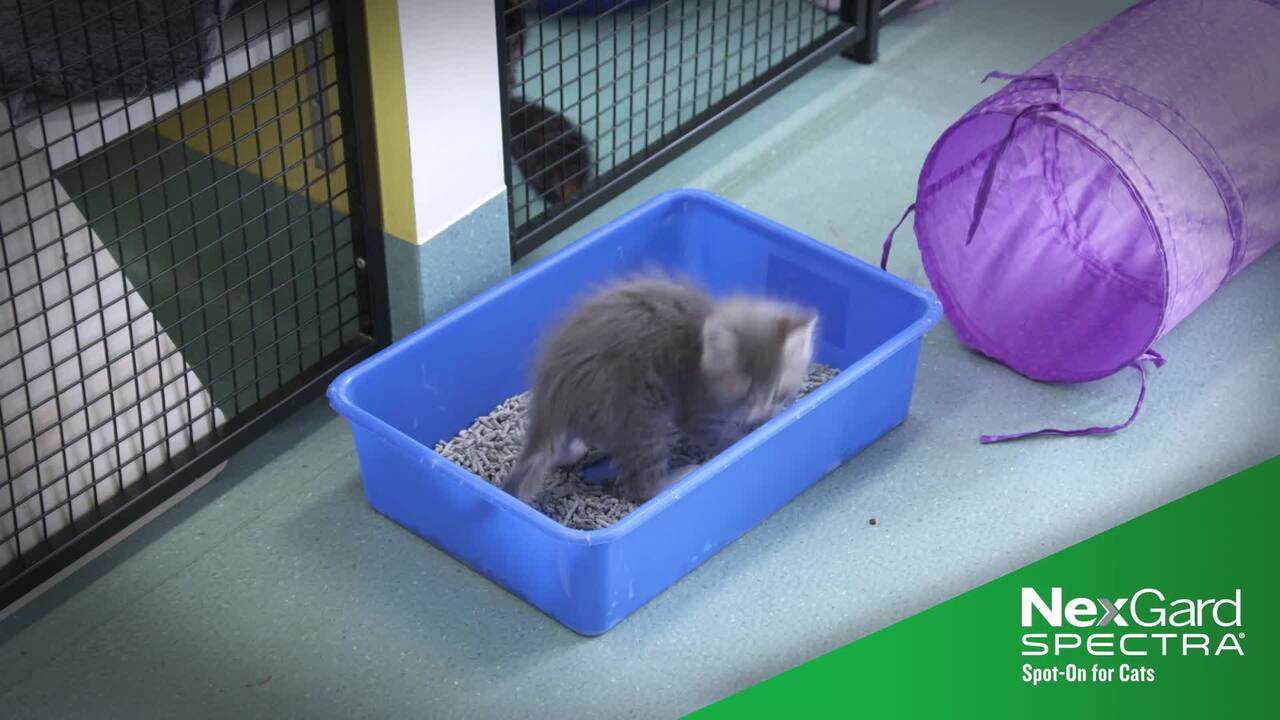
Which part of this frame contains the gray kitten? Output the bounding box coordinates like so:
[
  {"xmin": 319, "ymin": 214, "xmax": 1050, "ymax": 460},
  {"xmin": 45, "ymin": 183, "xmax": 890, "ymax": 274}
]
[{"xmin": 502, "ymin": 274, "xmax": 818, "ymax": 505}]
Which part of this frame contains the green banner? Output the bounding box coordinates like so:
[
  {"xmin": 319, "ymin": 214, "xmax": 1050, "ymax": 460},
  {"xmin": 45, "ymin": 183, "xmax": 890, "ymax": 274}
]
[{"xmin": 691, "ymin": 456, "xmax": 1279, "ymax": 718}]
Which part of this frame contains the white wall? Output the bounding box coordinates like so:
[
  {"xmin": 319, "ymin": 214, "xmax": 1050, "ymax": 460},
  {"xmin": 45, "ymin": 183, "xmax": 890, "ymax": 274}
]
[{"xmin": 397, "ymin": 0, "xmax": 506, "ymax": 243}]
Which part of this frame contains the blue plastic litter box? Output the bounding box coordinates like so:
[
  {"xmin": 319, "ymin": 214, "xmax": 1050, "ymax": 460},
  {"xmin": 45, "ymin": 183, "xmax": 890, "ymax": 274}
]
[{"xmin": 328, "ymin": 190, "xmax": 941, "ymax": 635}]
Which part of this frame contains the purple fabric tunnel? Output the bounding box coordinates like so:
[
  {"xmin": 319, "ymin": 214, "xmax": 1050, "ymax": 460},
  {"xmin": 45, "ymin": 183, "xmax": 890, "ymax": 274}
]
[{"xmin": 885, "ymin": 0, "xmax": 1280, "ymax": 441}]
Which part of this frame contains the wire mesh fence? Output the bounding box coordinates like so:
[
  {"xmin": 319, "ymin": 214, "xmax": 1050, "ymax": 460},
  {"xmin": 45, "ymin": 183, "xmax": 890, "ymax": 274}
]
[
  {"xmin": 0, "ymin": 0, "xmax": 381, "ymax": 606},
  {"xmin": 501, "ymin": 0, "xmax": 866, "ymax": 257}
]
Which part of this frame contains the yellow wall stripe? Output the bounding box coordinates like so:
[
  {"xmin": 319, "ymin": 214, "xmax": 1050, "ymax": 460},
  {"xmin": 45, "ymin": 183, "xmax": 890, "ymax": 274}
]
[{"xmin": 364, "ymin": 0, "xmax": 416, "ymax": 242}]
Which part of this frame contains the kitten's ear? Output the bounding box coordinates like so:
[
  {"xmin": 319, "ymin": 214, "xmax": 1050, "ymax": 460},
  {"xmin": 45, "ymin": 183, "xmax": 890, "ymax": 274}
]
[
  {"xmin": 701, "ymin": 317, "xmax": 739, "ymax": 373},
  {"xmin": 782, "ymin": 311, "xmax": 818, "ymax": 365}
]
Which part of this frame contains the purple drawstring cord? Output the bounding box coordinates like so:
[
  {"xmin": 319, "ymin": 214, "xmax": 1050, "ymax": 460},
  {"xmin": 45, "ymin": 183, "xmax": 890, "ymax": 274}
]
[
  {"xmin": 966, "ymin": 70, "xmax": 1067, "ymax": 246},
  {"xmin": 880, "ymin": 203, "xmax": 916, "ymax": 271},
  {"xmin": 980, "ymin": 350, "xmax": 1167, "ymax": 444},
  {"xmin": 982, "ymin": 70, "xmax": 1063, "ymax": 94},
  {"xmin": 885, "ymin": 71, "xmax": 1066, "ymax": 266},
  {"xmin": 966, "ymin": 101, "xmax": 1064, "ymax": 246}
]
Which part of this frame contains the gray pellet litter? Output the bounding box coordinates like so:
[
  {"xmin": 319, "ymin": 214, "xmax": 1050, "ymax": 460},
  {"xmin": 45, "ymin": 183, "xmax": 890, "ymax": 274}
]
[{"xmin": 435, "ymin": 363, "xmax": 841, "ymax": 530}]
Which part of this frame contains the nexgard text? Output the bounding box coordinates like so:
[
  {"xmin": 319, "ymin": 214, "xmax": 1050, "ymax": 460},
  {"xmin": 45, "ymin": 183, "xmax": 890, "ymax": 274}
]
[{"xmin": 1019, "ymin": 587, "xmax": 1245, "ymax": 657}]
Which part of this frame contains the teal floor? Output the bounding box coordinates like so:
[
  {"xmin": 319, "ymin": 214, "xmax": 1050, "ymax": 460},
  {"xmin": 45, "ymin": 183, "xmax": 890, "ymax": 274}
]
[{"xmin": 4, "ymin": 1, "xmax": 1279, "ymax": 718}]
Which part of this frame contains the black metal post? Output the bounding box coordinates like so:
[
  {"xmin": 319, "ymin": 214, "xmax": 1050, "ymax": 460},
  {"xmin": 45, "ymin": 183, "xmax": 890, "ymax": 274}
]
[
  {"xmin": 334, "ymin": 0, "xmax": 392, "ymax": 346},
  {"xmin": 495, "ymin": 0, "xmax": 519, "ymax": 260},
  {"xmin": 846, "ymin": 0, "xmax": 881, "ymax": 64}
]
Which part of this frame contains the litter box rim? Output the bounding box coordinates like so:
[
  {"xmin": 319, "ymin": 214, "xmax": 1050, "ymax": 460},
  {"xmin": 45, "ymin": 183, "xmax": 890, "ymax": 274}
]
[{"xmin": 329, "ymin": 189, "xmax": 941, "ymax": 545}]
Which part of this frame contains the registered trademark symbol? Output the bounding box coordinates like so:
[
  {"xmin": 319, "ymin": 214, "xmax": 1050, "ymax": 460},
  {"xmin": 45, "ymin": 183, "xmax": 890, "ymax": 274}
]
[{"xmin": 1239, "ymin": 632, "xmax": 1246, "ymax": 639}]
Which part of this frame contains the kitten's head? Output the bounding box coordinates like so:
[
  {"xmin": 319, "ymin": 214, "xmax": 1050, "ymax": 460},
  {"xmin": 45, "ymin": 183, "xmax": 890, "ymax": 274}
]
[{"xmin": 700, "ymin": 297, "xmax": 818, "ymax": 425}]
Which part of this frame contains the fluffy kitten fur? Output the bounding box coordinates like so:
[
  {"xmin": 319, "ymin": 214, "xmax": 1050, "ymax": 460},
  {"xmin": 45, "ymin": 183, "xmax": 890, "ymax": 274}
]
[
  {"xmin": 503, "ymin": 1, "xmax": 592, "ymax": 206},
  {"xmin": 503, "ymin": 274, "xmax": 818, "ymax": 504}
]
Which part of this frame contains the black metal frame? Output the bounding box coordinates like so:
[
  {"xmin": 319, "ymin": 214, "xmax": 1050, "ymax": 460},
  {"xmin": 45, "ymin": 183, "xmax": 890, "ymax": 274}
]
[
  {"xmin": 847, "ymin": 0, "xmax": 882, "ymax": 63},
  {"xmin": 500, "ymin": 0, "xmax": 879, "ymax": 260},
  {"xmin": 0, "ymin": 0, "xmax": 390, "ymax": 611}
]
